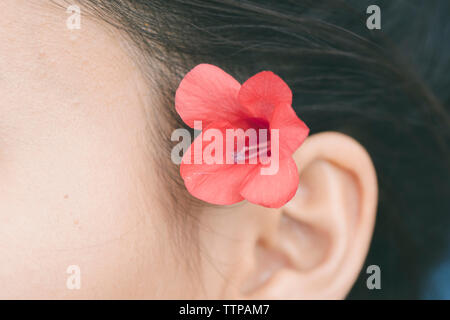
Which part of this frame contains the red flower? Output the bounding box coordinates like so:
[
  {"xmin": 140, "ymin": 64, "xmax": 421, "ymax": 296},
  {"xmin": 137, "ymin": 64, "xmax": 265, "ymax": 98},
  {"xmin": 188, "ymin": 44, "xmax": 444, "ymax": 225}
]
[{"xmin": 175, "ymin": 64, "xmax": 309, "ymax": 208}]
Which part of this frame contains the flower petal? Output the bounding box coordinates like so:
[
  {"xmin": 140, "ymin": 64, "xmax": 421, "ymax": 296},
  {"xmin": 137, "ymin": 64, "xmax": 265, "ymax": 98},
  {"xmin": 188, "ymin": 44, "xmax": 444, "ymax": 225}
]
[
  {"xmin": 175, "ymin": 64, "xmax": 245, "ymax": 128},
  {"xmin": 180, "ymin": 121, "xmax": 256, "ymax": 205},
  {"xmin": 270, "ymin": 103, "xmax": 309, "ymax": 159},
  {"xmin": 239, "ymin": 157, "xmax": 299, "ymax": 208},
  {"xmin": 238, "ymin": 71, "xmax": 292, "ymax": 120}
]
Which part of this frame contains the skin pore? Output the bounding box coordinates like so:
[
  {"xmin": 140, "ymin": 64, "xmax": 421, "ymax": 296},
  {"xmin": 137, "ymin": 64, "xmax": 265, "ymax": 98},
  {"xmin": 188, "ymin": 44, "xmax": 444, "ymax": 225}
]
[{"xmin": 0, "ymin": 0, "xmax": 379, "ymax": 299}]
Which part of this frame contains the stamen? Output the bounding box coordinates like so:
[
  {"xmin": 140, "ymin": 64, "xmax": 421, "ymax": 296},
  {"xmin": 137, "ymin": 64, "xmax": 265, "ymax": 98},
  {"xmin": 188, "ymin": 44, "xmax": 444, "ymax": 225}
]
[{"xmin": 233, "ymin": 140, "xmax": 271, "ymax": 163}]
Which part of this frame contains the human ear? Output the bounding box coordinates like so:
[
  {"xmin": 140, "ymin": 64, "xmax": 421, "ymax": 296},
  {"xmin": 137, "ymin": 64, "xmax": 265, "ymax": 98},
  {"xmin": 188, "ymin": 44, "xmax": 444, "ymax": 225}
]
[{"xmin": 198, "ymin": 132, "xmax": 378, "ymax": 299}]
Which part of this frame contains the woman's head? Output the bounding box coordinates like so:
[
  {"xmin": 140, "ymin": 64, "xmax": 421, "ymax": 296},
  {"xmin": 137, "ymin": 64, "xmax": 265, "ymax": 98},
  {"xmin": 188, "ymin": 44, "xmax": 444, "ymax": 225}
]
[{"xmin": 0, "ymin": 0, "xmax": 448, "ymax": 299}]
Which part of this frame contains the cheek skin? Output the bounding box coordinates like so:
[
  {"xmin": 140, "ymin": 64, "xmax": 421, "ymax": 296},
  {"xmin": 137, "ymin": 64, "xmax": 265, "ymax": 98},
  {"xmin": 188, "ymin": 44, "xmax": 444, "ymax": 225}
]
[{"xmin": 0, "ymin": 0, "xmax": 189, "ymax": 299}]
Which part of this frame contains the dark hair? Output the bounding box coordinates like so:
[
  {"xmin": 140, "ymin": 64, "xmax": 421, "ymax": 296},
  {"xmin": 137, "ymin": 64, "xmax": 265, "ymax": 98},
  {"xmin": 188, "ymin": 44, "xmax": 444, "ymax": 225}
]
[{"xmin": 74, "ymin": 0, "xmax": 450, "ymax": 299}]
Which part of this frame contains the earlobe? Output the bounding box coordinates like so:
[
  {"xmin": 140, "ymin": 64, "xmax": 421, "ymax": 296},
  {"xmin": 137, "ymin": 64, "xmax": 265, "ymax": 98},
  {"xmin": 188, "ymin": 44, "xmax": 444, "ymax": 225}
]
[{"xmin": 239, "ymin": 132, "xmax": 378, "ymax": 299}]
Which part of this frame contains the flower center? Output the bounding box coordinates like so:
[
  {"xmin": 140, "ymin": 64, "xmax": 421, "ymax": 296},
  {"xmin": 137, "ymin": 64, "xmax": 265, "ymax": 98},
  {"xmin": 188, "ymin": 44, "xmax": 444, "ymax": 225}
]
[{"xmin": 232, "ymin": 117, "xmax": 271, "ymax": 164}]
